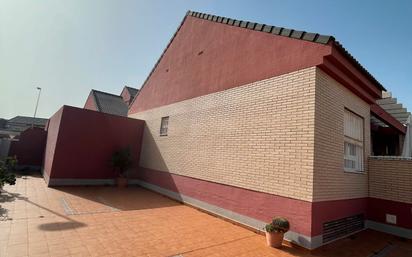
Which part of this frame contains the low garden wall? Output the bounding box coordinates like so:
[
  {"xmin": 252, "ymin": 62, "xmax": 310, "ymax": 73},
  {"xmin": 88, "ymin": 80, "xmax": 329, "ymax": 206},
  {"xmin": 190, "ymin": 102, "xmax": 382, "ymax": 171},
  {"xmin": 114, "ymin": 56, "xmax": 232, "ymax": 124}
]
[
  {"xmin": 43, "ymin": 105, "xmax": 145, "ymax": 185},
  {"xmin": 8, "ymin": 127, "xmax": 47, "ymax": 168},
  {"xmin": 367, "ymin": 156, "xmax": 412, "ymax": 238}
]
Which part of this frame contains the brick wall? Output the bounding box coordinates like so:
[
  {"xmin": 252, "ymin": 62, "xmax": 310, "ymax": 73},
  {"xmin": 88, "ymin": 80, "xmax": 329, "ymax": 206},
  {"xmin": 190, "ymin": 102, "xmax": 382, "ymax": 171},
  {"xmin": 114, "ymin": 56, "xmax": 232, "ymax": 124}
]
[
  {"xmin": 369, "ymin": 157, "xmax": 412, "ymax": 204},
  {"xmin": 130, "ymin": 67, "xmax": 317, "ymax": 201},
  {"xmin": 313, "ymin": 68, "xmax": 371, "ymax": 201}
]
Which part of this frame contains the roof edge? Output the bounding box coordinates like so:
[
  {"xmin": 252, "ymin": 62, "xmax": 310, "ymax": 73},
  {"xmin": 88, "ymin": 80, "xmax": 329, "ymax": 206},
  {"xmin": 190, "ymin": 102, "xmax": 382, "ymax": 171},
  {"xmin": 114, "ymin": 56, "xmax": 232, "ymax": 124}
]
[
  {"xmin": 332, "ymin": 41, "xmax": 386, "ymax": 92},
  {"xmin": 128, "ymin": 12, "xmax": 189, "ymax": 111},
  {"xmin": 189, "ymin": 10, "xmax": 385, "ymax": 93},
  {"xmin": 187, "ymin": 10, "xmax": 335, "ymax": 44}
]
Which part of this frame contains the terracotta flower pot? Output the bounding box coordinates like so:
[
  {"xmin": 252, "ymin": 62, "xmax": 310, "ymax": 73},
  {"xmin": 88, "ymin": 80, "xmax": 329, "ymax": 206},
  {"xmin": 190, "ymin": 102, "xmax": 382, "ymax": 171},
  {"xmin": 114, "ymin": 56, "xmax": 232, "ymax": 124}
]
[
  {"xmin": 265, "ymin": 231, "xmax": 284, "ymax": 248},
  {"xmin": 116, "ymin": 177, "xmax": 128, "ymax": 188}
]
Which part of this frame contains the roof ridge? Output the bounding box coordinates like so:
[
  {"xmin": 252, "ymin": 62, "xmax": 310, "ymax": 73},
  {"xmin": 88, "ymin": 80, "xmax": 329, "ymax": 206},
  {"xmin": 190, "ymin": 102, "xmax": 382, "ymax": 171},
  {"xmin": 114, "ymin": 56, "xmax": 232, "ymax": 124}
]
[
  {"xmin": 187, "ymin": 10, "xmax": 334, "ymax": 44},
  {"xmin": 91, "ymin": 89, "xmax": 123, "ymax": 98},
  {"xmin": 10, "ymin": 116, "xmax": 48, "ymax": 120}
]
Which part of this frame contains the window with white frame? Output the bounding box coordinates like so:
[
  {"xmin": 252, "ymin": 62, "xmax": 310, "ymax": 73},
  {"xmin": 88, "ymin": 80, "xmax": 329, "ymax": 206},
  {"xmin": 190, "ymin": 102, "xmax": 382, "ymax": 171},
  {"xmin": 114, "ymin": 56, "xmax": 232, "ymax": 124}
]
[
  {"xmin": 344, "ymin": 109, "xmax": 364, "ymax": 172},
  {"xmin": 160, "ymin": 116, "xmax": 169, "ymax": 136}
]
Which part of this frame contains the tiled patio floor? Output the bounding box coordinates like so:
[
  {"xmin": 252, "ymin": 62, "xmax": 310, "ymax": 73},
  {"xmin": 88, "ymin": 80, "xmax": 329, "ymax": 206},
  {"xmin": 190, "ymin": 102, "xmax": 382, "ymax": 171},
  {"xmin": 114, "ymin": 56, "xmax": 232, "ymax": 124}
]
[{"xmin": 1, "ymin": 173, "xmax": 411, "ymax": 257}]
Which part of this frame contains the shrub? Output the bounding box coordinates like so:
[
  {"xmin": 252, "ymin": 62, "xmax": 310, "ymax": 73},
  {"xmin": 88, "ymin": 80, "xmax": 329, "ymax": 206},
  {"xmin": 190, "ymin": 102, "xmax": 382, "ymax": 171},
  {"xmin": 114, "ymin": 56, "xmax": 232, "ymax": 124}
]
[
  {"xmin": 264, "ymin": 217, "xmax": 290, "ymax": 233},
  {"xmin": 110, "ymin": 147, "xmax": 132, "ymax": 177},
  {"xmin": 0, "ymin": 157, "xmax": 17, "ymax": 188}
]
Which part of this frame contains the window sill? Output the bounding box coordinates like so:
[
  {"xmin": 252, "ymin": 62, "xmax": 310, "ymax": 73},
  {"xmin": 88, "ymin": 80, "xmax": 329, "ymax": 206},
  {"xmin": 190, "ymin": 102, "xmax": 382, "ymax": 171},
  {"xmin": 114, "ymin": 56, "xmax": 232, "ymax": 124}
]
[
  {"xmin": 160, "ymin": 134, "xmax": 168, "ymax": 137},
  {"xmin": 344, "ymin": 169, "xmax": 365, "ymax": 174}
]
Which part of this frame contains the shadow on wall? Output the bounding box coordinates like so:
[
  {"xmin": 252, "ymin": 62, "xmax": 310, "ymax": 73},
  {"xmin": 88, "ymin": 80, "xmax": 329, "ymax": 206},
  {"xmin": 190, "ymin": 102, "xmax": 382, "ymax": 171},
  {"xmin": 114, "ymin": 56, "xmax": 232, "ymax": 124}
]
[
  {"xmin": 46, "ymin": 121, "xmax": 182, "ymax": 211},
  {"xmin": 130, "ymin": 123, "xmax": 183, "ymax": 203}
]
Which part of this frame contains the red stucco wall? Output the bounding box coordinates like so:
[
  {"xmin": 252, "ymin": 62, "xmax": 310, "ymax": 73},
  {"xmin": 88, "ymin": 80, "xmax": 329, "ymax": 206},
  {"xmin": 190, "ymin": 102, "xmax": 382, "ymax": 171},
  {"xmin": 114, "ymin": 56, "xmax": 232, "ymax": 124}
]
[
  {"xmin": 312, "ymin": 198, "xmax": 368, "ymax": 236},
  {"xmin": 136, "ymin": 167, "xmax": 412, "ymax": 238},
  {"xmin": 129, "ymin": 16, "xmax": 331, "ymax": 114},
  {"xmin": 44, "ymin": 106, "xmax": 144, "ymax": 180},
  {"xmin": 8, "ymin": 127, "xmax": 47, "ymax": 167},
  {"xmin": 136, "ymin": 167, "xmax": 313, "ymax": 237},
  {"xmin": 367, "ymin": 198, "xmax": 412, "ymax": 230}
]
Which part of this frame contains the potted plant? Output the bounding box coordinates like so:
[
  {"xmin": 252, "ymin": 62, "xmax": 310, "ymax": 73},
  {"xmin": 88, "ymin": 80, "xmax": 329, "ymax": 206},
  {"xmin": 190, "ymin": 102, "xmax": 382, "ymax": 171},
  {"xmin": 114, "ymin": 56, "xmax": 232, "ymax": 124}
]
[
  {"xmin": 264, "ymin": 217, "xmax": 290, "ymax": 248},
  {"xmin": 110, "ymin": 147, "xmax": 132, "ymax": 188}
]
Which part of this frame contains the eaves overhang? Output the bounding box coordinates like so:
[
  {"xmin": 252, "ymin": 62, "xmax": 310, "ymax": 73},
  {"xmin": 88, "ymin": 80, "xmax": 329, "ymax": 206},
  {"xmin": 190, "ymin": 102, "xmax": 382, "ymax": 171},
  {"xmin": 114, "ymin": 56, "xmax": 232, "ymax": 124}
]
[{"xmin": 370, "ymin": 104, "xmax": 406, "ymax": 134}]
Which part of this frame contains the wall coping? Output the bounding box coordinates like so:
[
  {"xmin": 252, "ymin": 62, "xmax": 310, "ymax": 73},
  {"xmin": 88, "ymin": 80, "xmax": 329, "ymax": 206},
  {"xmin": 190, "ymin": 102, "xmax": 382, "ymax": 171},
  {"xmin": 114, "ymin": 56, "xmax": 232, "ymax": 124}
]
[{"xmin": 369, "ymin": 156, "xmax": 412, "ymax": 161}]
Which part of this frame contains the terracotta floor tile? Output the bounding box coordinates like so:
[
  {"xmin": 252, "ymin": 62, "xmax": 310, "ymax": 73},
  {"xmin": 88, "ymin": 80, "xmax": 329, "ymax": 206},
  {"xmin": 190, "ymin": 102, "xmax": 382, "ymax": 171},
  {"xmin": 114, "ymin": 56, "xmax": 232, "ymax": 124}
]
[
  {"xmin": 2, "ymin": 174, "xmax": 412, "ymax": 257},
  {"xmin": 5, "ymin": 244, "xmax": 28, "ymax": 257}
]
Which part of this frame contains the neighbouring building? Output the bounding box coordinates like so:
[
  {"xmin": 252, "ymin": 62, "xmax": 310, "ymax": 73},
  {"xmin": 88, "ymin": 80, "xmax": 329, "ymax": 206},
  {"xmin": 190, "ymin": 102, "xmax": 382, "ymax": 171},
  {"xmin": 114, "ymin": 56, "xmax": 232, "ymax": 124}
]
[
  {"xmin": 43, "ymin": 11, "xmax": 412, "ymax": 250},
  {"xmin": 2, "ymin": 116, "xmax": 48, "ymax": 133},
  {"xmin": 121, "ymin": 86, "xmax": 139, "ymax": 106},
  {"xmin": 0, "ymin": 116, "xmax": 48, "ymax": 159},
  {"xmin": 84, "ymin": 86, "xmax": 139, "ymax": 116}
]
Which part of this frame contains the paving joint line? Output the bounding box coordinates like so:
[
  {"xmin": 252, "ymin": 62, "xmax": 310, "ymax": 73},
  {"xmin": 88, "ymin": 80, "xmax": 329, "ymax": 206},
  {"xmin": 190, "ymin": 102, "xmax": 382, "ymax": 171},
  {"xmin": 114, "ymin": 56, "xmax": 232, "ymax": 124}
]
[
  {"xmin": 368, "ymin": 242, "xmax": 397, "ymax": 257},
  {"xmin": 176, "ymin": 234, "xmax": 258, "ymax": 256}
]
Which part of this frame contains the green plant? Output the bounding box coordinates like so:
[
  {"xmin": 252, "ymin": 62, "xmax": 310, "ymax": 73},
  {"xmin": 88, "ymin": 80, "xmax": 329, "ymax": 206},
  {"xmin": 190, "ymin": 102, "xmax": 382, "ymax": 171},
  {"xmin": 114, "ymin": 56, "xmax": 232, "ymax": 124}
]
[
  {"xmin": 110, "ymin": 147, "xmax": 132, "ymax": 177},
  {"xmin": 0, "ymin": 156, "xmax": 17, "ymax": 188},
  {"xmin": 264, "ymin": 217, "xmax": 290, "ymax": 233}
]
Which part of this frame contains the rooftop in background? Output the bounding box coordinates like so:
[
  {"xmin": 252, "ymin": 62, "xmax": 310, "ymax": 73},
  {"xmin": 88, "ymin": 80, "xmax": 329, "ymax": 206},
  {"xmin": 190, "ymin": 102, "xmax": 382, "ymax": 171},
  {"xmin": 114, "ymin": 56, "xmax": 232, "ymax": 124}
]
[
  {"xmin": 125, "ymin": 86, "xmax": 139, "ymax": 99},
  {"xmin": 85, "ymin": 86, "xmax": 139, "ymax": 117},
  {"xmin": 121, "ymin": 86, "xmax": 140, "ymax": 107},
  {"xmin": 91, "ymin": 90, "xmax": 129, "ymax": 116},
  {"xmin": 1, "ymin": 116, "xmax": 48, "ymax": 133}
]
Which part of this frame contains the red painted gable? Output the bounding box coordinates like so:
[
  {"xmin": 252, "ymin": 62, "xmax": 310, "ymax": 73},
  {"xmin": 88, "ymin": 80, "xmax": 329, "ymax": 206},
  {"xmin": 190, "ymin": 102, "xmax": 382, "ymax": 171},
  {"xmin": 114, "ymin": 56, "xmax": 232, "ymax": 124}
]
[
  {"xmin": 120, "ymin": 87, "xmax": 133, "ymax": 106},
  {"xmin": 84, "ymin": 92, "xmax": 98, "ymax": 111},
  {"xmin": 129, "ymin": 16, "xmax": 332, "ymax": 114}
]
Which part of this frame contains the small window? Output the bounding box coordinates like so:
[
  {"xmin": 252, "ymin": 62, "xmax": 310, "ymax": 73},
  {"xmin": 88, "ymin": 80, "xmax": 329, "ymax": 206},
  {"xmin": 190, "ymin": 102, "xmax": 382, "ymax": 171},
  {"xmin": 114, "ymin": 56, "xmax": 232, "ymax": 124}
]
[
  {"xmin": 344, "ymin": 109, "xmax": 364, "ymax": 172},
  {"xmin": 160, "ymin": 116, "xmax": 169, "ymax": 136}
]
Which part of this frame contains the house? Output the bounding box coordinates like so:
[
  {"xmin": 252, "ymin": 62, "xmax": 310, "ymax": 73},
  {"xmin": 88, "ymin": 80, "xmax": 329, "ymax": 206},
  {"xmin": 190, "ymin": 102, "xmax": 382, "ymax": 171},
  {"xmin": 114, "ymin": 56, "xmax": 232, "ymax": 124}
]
[
  {"xmin": 121, "ymin": 86, "xmax": 139, "ymax": 106},
  {"xmin": 43, "ymin": 11, "xmax": 411, "ymax": 250},
  {"xmin": 84, "ymin": 86, "xmax": 139, "ymax": 117},
  {"xmin": 125, "ymin": 11, "xmax": 411, "ymax": 249},
  {"xmin": 0, "ymin": 116, "xmax": 48, "ymax": 165},
  {"xmin": 2, "ymin": 116, "xmax": 47, "ymax": 133}
]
